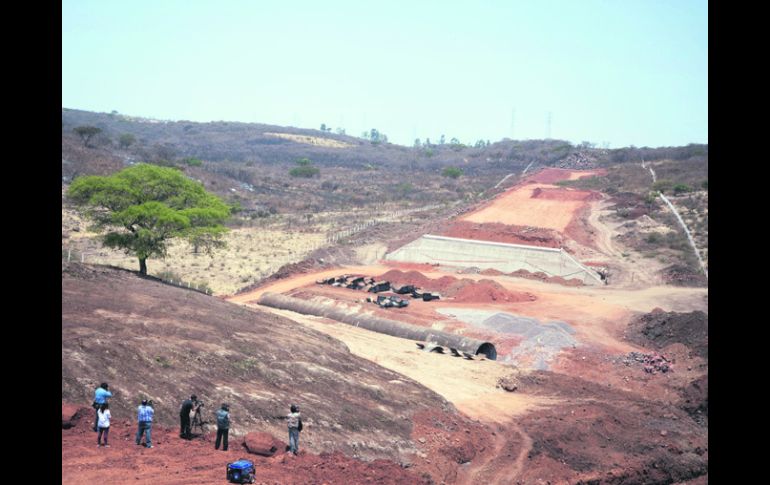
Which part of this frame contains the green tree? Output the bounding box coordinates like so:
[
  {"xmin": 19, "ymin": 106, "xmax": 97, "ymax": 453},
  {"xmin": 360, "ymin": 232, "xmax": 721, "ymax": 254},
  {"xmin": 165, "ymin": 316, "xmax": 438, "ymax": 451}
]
[
  {"xmin": 119, "ymin": 133, "xmax": 136, "ymax": 149},
  {"xmin": 73, "ymin": 125, "xmax": 102, "ymax": 147},
  {"xmin": 289, "ymin": 159, "xmax": 319, "ymax": 177},
  {"xmin": 442, "ymin": 167, "xmax": 463, "ymax": 179},
  {"xmin": 672, "ymin": 183, "xmax": 692, "ymax": 195},
  {"xmin": 67, "ymin": 164, "xmax": 231, "ymax": 275}
]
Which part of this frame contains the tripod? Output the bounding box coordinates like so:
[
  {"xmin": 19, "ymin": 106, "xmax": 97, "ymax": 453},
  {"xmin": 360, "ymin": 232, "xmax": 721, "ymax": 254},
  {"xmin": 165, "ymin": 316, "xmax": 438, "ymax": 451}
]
[{"xmin": 191, "ymin": 404, "xmax": 208, "ymax": 435}]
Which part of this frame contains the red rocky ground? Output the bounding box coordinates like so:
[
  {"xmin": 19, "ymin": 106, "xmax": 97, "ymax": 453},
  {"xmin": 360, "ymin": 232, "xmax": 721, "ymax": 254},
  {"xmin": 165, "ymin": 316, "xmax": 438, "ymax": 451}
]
[{"xmin": 62, "ymin": 405, "xmax": 431, "ymax": 485}]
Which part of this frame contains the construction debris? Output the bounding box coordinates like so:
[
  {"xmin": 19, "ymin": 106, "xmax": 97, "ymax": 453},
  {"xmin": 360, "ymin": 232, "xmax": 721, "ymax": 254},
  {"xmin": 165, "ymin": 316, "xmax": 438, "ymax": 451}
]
[
  {"xmin": 618, "ymin": 352, "xmax": 673, "ymax": 374},
  {"xmin": 317, "ymin": 275, "xmax": 441, "ymax": 302},
  {"xmin": 367, "ymin": 295, "xmax": 410, "ymax": 308},
  {"xmin": 368, "ymin": 281, "xmax": 392, "ymax": 293}
]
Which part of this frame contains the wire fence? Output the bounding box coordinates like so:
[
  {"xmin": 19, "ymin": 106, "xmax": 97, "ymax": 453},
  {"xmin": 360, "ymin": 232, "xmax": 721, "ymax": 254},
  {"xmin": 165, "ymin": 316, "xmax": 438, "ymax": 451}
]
[
  {"xmin": 324, "ymin": 203, "xmax": 449, "ymax": 244},
  {"xmin": 62, "ymin": 248, "xmax": 214, "ymax": 295}
]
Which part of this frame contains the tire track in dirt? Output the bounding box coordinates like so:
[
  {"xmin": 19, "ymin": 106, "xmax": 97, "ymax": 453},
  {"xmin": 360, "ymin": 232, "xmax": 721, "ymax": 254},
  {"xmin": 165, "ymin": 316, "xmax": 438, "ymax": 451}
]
[
  {"xmin": 509, "ymin": 424, "xmax": 533, "ymax": 481},
  {"xmin": 456, "ymin": 422, "xmax": 533, "ymax": 485}
]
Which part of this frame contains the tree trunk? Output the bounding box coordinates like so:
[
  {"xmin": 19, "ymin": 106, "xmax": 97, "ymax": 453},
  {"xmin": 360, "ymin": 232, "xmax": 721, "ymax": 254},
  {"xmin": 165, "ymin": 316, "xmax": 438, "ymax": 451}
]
[{"xmin": 139, "ymin": 258, "xmax": 147, "ymax": 275}]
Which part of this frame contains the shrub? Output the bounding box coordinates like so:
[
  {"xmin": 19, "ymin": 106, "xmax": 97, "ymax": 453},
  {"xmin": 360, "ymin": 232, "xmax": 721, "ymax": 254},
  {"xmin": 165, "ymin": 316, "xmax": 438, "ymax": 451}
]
[
  {"xmin": 289, "ymin": 165, "xmax": 320, "ymax": 178},
  {"xmin": 183, "ymin": 157, "xmax": 203, "ymax": 167},
  {"xmin": 645, "ymin": 232, "xmax": 662, "ymax": 244},
  {"xmin": 119, "ymin": 133, "xmax": 136, "ymax": 149},
  {"xmin": 672, "ymin": 183, "xmax": 692, "ymax": 195},
  {"xmin": 442, "ymin": 167, "xmax": 463, "ymax": 179},
  {"xmin": 652, "ymin": 180, "xmax": 674, "ymax": 193}
]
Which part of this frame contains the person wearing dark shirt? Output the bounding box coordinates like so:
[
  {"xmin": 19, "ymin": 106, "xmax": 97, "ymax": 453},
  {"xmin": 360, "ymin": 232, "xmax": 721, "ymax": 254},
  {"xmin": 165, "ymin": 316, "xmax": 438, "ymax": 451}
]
[{"xmin": 179, "ymin": 394, "xmax": 197, "ymax": 439}]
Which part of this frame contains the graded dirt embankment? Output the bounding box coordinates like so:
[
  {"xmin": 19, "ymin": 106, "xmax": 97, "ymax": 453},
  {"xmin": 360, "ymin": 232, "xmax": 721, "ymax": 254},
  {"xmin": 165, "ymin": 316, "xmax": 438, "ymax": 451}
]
[{"xmin": 62, "ymin": 262, "xmax": 484, "ymax": 464}]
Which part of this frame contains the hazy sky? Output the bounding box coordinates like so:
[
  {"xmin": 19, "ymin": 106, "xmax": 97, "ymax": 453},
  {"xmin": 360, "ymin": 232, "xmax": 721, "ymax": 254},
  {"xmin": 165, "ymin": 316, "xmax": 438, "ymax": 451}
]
[{"xmin": 62, "ymin": 0, "xmax": 707, "ymax": 148}]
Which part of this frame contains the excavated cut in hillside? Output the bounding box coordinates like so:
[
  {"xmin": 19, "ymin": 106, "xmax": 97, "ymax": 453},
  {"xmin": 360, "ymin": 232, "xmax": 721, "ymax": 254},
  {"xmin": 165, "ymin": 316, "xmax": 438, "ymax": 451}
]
[{"xmin": 62, "ymin": 263, "xmax": 457, "ymax": 462}]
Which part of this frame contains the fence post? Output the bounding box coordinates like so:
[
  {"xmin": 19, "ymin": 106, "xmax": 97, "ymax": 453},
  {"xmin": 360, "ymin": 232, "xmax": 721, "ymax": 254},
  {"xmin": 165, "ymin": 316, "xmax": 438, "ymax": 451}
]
[
  {"xmin": 67, "ymin": 249, "xmax": 71, "ymax": 262},
  {"xmin": 81, "ymin": 253, "xmax": 85, "ymax": 263}
]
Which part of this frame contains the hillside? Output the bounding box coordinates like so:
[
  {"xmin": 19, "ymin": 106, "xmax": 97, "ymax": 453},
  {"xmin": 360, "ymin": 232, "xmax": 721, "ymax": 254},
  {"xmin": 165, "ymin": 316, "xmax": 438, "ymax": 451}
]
[
  {"xmin": 62, "ymin": 262, "xmax": 482, "ymax": 463},
  {"xmin": 62, "ymin": 108, "xmax": 708, "ymax": 291}
]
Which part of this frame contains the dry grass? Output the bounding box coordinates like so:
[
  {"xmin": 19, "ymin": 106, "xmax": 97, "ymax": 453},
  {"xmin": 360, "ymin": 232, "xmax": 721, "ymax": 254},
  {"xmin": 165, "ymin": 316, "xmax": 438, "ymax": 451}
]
[
  {"xmin": 62, "ymin": 208, "xmax": 327, "ymax": 295},
  {"xmin": 263, "ymin": 132, "xmax": 353, "ymax": 148}
]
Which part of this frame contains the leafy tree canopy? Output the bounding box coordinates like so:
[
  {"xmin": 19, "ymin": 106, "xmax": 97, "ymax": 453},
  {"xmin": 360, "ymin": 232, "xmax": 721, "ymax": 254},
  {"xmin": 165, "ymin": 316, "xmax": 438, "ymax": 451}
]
[
  {"xmin": 119, "ymin": 133, "xmax": 136, "ymax": 148},
  {"xmin": 442, "ymin": 166, "xmax": 463, "ymax": 179},
  {"xmin": 73, "ymin": 125, "xmax": 102, "ymax": 147},
  {"xmin": 67, "ymin": 163, "xmax": 231, "ymax": 274}
]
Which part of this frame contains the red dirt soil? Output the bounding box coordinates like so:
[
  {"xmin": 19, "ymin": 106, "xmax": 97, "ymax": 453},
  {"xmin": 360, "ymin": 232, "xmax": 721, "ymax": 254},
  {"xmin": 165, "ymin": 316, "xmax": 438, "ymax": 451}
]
[
  {"xmin": 523, "ymin": 167, "xmax": 603, "ymax": 184},
  {"xmin": 376, "ymin": 270, "xmax": 536, "ymax": 303},
  {"xmin": 452, "ymin": 279, "xmax": 536, "ymax": 303},
  {"xmin": 508, "ymin": 269, "xmax": 585, "ymax": 287},
  {"xmin": 62, "ymin": 404, "xmax": 431, "ymax": 485},
  {"xmin": 564, "ymin": 204, "xmax": 599, "ymax": 250},
  {"xmin": 439, "ymin": 221, "xmax": 562, "ymax": 248}
]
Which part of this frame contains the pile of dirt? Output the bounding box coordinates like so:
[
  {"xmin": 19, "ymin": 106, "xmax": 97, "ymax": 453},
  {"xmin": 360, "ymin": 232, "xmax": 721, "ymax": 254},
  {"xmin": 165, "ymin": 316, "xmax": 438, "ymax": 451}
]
[
  {"xmin": 62, "ymin": 262, "xmax": 463, "ymax": 462},
  {"xmin": 377, "ymin": 269, "xmax": 436, "ymax": 289},
  {"xmin": 62, "ymin": 411, "xmax": 430, "ymax": 484},
  {"xmin": 626, "ymin": 309, "xmax": 708, "ymax": 359},
  {"xmin": 438, "ymin": 221, "xmax": 562, "ymax": 248},
  {"xmin": 509, "ymin": 269, "xmax": 585, "ymax": 287},
  {"xmin": 679, "ymin": 374, "xmax": 708, "ymax": 423},
  {"xmin": 661, "ymin": 264, "xmax": 708, "ymax": 287},
  {"xmin": 375, "ymin": 270, "xmax": 535, "ymax": 303},
  {"xmin": 509, "ymin": 371, "xmax": 709, "ymax": 484},
  {"xmin": 451, "ymin": 279, "xmax": 536, "ymax": 303},
  {"xmin": 479, "ymin": 268, "xmax": 504, "ymax": 276}
]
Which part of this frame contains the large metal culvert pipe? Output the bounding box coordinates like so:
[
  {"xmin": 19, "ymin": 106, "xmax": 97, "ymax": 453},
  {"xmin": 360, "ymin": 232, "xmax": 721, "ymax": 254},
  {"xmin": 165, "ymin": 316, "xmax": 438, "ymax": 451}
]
[{"xmin": 258, "ymin": 292, "xmax": 497, "ymax": 360}]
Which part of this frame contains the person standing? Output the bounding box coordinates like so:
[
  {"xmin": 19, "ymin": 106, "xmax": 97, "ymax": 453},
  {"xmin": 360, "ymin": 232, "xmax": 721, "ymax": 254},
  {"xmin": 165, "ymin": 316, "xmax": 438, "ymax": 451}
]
[
  {"xmin": 135, "ymin": 399, "xmax": 154, "ymax": 448},
  {"xmin": 287, "ymin": 404, "xmax": 303, "ymax": 455},
  {"xmin": 180, "ymin": 394, "xmax": 197, "ymax": 439},
  {"xmin": 97, "ymin": 403, "xmax": 111, "ymax": 447},
  {"xmin": 215, "ymin": 403, "xmax": 230, "ymax": 451},
  {"xmin": 93, "ymin": 383, "xmax": 112, "ymax": 432}
]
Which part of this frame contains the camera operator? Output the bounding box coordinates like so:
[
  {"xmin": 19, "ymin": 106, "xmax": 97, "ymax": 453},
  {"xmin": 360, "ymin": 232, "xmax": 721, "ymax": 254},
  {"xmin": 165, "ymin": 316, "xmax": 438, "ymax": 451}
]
[{"xmin": 179, "ymin": 394, "xmax": 198, "ymax": 439}]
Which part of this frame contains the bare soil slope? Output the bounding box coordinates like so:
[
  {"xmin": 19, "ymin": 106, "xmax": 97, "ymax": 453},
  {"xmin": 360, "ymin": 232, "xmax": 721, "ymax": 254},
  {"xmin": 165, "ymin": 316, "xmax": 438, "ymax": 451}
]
[{"xmin": 62, "ymin": 262, "xmax": 475, "ymax": 462}]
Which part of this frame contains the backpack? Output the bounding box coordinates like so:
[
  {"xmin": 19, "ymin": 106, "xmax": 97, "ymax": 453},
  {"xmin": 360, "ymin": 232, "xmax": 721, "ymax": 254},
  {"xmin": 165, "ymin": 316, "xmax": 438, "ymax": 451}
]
[{"xmin": 298, "ymin": 418, "xmax": 303, "ymax": 432}]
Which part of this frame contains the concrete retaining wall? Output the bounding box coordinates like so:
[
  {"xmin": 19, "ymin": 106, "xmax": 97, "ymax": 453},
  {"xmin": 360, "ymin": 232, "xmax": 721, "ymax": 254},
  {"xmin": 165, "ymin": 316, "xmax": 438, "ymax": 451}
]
[{"xmin": 385, "ymin": 235, "xmax": 602, "ymax": 285}]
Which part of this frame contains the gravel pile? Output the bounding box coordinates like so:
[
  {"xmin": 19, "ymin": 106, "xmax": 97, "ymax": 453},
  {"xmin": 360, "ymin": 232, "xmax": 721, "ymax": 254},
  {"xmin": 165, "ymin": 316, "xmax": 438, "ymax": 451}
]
[{"xmin": 437, "ymin": 309, "xmax": 578, "ymax": 369}]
